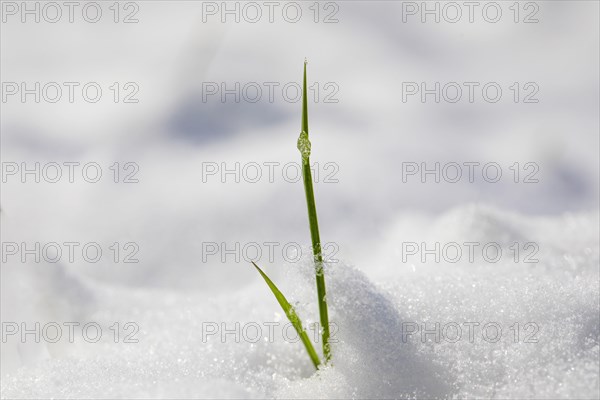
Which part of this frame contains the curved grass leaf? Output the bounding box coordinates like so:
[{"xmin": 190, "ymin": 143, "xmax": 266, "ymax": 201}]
[{"xmin": 251, "ymin": 261, "xmax": 321, "ymax": 369}]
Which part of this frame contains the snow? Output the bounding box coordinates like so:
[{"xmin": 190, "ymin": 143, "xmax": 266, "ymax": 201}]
[
  {"xmin": 1, "ymin": 1, "xmax": 599, "ymax": 398},
  {"xmin": 1, "ymin": 207, "xmax": 598, "ymax": 399}
]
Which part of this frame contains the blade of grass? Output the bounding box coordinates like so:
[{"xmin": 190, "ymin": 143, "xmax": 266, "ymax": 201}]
[
  {"xmin": 251, "ymin": 261, "xmax": 321, "ymax": 369},
  {"xmin": 297, "ymin": 59, "xmax": 331, "ymax": 362}
]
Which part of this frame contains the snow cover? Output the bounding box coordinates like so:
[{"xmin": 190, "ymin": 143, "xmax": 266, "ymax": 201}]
[
  {"xmin": 1, "ymin": 1, "xmax": 599, "ymax": 398},
  {"xmin": 1, "ymin": 206, "xmax": 598, "ymax": 399}
]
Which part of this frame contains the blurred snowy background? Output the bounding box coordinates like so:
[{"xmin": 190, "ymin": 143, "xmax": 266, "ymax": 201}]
[{"xmin": 1, "ymin": 1, "xmax": 599, "ymax": 398}]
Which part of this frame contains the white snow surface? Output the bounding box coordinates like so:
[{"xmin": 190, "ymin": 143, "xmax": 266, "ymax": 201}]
[
  {"xmin": 1, "ymin": 206, "xmax": 598, "ymax": 399},
  {"xmin": 1, "ymin": 1, "xmax": 599, "ymax": 398}
]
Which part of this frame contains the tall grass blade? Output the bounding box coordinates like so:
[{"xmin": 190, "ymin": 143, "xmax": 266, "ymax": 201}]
[
  {"xmin": 251, "ymin": 261, "xmax": 321, "ymax": 369},
  {"xmin": 297, "ymin": 59, "xmax": 331, "ymax": 362}
]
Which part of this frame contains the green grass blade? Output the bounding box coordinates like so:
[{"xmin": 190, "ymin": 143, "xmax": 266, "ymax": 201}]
[
  {"xmin": 301, "ymin": 58, "xmax": 309, "ymax": 137},
  {"xmin": 251, "ymin": 261, "xmax": 321, "ymax": 369},
  {"xmin": 297, "ymin": 59, "xmax": 331, "ymax": 362}
]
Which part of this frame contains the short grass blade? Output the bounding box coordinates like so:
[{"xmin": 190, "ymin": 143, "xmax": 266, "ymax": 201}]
[{"xmin": 251, "ymin": 261, "xmax": 322, "ymax": 369}]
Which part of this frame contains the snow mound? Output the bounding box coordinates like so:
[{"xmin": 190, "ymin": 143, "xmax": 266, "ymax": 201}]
[
  {"xmin": 277, "ymin": 262, "xmax": 454, "ymax": 399},
  {"xmin": 1, "ymin": 205, "xmax": 599, "ymax": 399}
]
